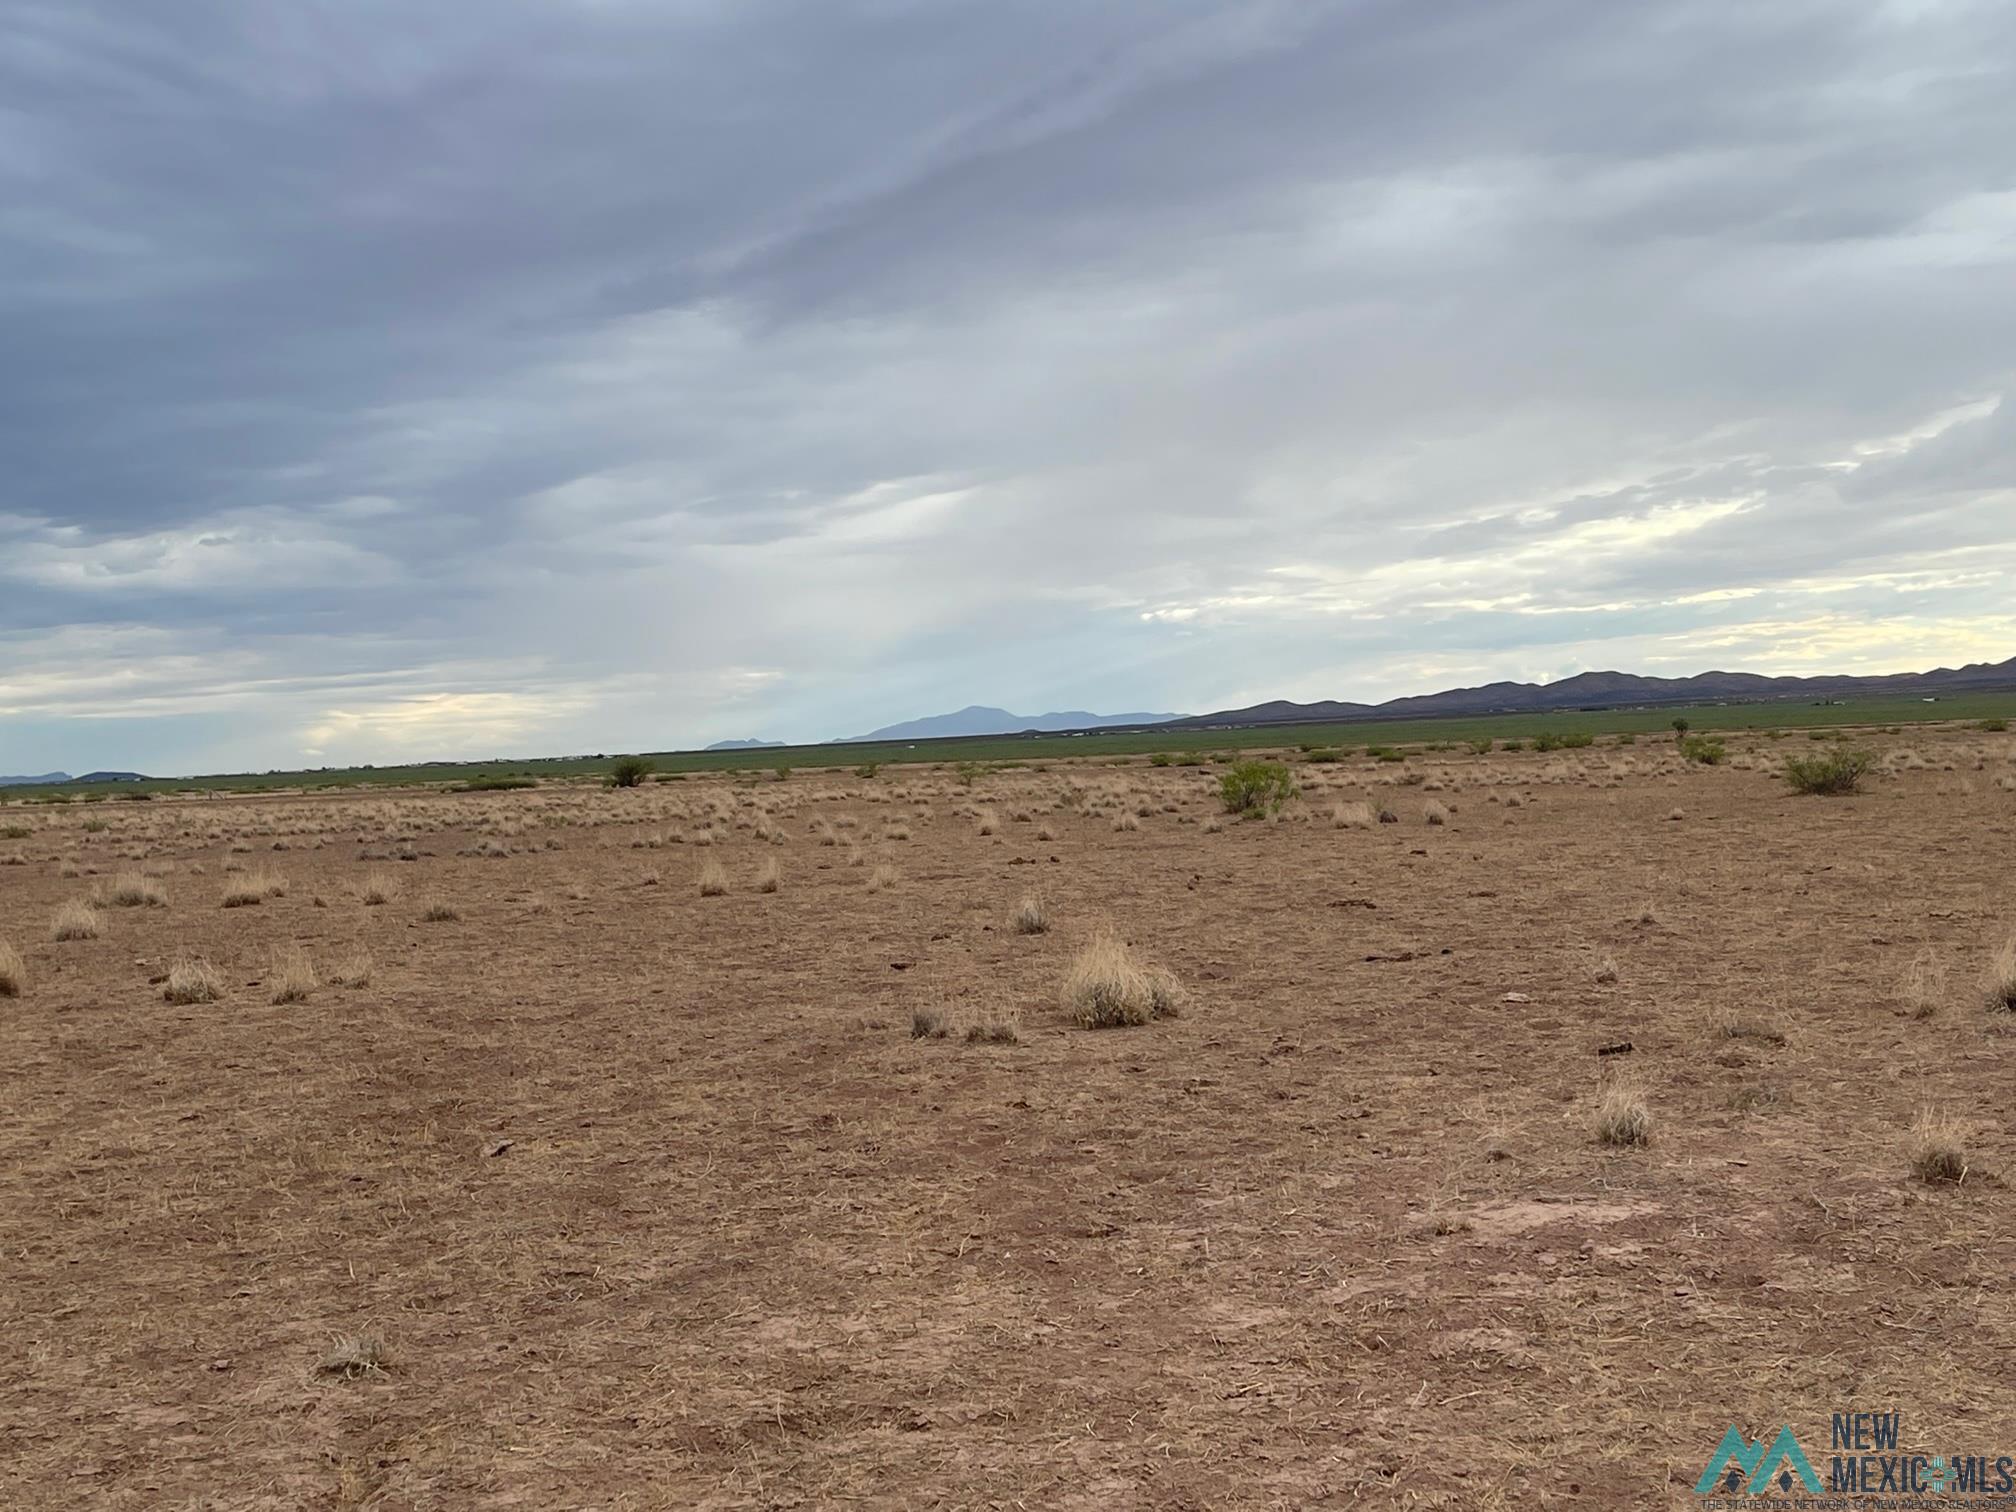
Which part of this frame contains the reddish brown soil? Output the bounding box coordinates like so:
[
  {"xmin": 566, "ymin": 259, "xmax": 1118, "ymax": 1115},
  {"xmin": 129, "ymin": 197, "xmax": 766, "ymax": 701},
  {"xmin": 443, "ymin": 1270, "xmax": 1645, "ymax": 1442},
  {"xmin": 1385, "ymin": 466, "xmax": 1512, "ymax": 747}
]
[{"xmin": 3, "ymin": 732, "xmax": 2014, "ymax": 1508}]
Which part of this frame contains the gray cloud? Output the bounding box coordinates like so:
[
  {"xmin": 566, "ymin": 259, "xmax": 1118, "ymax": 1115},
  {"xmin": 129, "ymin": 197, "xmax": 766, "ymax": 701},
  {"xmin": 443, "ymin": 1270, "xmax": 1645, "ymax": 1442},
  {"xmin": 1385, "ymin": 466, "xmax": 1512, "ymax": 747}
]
[{"xmin": 3, "ymin": 0, "xmax": 2013, "ymax": 773}]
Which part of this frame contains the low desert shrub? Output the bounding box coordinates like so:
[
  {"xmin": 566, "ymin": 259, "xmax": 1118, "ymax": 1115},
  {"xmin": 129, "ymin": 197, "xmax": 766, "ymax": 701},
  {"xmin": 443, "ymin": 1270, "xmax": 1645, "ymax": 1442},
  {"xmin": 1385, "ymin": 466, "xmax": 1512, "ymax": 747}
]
[
  {"xmin": 698, "ymin": 859, "xmax": 729, "ymax": 896},
  {"xmin": 1218, "ymin": 760, "xmax": 1296, "ymax": 818},
  {"xmin": 608, "ymin": 757, "xmax": 654, "ymax": 789},
  {"xmin": 420, "ymin": 900, "xmax": 460, "ymax": 922},
  {"xmin": 1782, "ymin": 747, "xmax": 1874, "ymax": 795},
  {"xmin": 755, "ymin": 857, "xmax": 780, "ymax": 893},
  {"xmin": 1679, "ymin": 735, "xmax": 1727, "ymax": 766},
  {"xmin": 0, "ymin": 939, "xmax": 24, "ymax": 997}
]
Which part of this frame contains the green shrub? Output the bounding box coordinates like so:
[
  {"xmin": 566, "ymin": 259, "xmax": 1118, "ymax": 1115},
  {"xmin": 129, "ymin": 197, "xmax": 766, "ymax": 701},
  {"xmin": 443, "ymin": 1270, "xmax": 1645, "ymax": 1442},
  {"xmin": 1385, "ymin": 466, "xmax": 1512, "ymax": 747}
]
[
  {"xmin": 853, "ymin": 763, "xmax": 880, "ymax": 778},
  {"xmin": 1680, "ymin": 735, "xmax": 1727, "ymax": 766},
  {"xmin": 1980, "ymin": 718, "xmax": 2009, "ymax": 733},
  {"xmin": 1149, "ymin": 752, "xmax": 1173, "ymax": 767},
  {"xmin": 608, "ymin": 757, "xmax": 654, "ymax": 788},
  {"xmin": 954, "ymin": 762, "xmax": 983, "ymax": 786},
  {"xmin": 1218, "ymin": 760, "xmax": 1297, "ymax": 817},
  {"xmin": 1783, "ymin": 747, "xmax": 1874, "ymax": 795},
  {"xmin": 1303, "ymin": 748, "xmax": 1341, "ymax": 763},
  {"xmin": 1466, "ymin": 738, "xmax": 1494, "ymax": 755},
  {"xmin": 459, "ymin": 774, "xmax": 537, "ymax": 792},
  {"xmin": 1534, "ymin": 732, "xmax": 1595, "ymax": 752}
]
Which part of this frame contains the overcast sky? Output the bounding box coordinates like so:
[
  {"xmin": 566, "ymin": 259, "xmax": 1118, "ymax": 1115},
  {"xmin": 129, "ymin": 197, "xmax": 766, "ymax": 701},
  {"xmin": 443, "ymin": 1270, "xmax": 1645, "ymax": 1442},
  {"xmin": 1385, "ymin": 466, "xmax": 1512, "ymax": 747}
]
[{"xmin": 4, "ymin": 0, "xmax": 2013, "ymax": 775}]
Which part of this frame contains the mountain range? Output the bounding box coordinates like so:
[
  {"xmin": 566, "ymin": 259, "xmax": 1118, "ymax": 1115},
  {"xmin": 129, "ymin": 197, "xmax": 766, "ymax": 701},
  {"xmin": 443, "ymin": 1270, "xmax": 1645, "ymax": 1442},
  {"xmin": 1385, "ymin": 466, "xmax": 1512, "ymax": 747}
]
[
  {"xmin": 1171, "ymin": 656, "xmax": 2016, "ymax": 727},
  {"xmin": 847, "ymin": 705, "xmax": 1186, "ymax": 742},
  {"xmin": 0, "ymin": 770, "xmax": 149, "ymax": 787}
]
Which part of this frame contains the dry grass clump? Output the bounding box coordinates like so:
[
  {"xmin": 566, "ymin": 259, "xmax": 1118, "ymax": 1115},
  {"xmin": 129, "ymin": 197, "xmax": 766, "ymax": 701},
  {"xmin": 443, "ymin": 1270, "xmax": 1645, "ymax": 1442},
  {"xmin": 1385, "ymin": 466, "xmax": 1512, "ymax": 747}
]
[
  {"xmin": 1332, "ymin": 801, "xmax": 1375, "ymax": 830},
  {"xmin": 964, "ymin": 1011, "xmax": 1021, "ymax": 1044},
  {"xmin": 163, "ymin": 957, "xmax": 223, "ymax": 1005},
  {"xmin": 866, "ymin": 862, "xmax": 899, "ymax": 891},
  {"xmin": 976, "ymin": 810, "xmax": 1000, "ymax": 836},
  {"xmin": 1594, "ymin": 1082, "xmax": 1651, "ymax": 1147},
  {"xmin": 359, "ymin": 872, "xmax": 397, "ymax": 906},
  {"xmin": 697, "ymin": 858, "xmax": 729, "ymax": 896},
  {"xmin": 104, "ymin": 870, "xmax": 166, "ymax": 907},
  {"xmin": 1011, "ymin": 895, "xmax": 1050, "ymax": 935},
  {"xmin": 1984, "ymin": 937, "xmax": 2016, "ymax": 1014},
  {"xmin": 1061, "ymin": 932, "xmax": 1184, "ymax": 1028},
  {"xmin": 1907, "ymin": 1108, "xmax": 1968, "ymax": 1184},
  {"xmin": 910, "ymin": 1005, "xmax": 948, "ymax": 1040},
  {"xmin": 317, "ymin": 1336, "xmax": 388, "ymax": 1379},
  {"xmin": 268, "ymin": 946, "xmax": 317, "ymax": 1005},
  {"xmin": 51, "ymin": 900, "xmax": 103, "ymax": 941},
  {"xmin": 223, "ymin": 869, "xmax": 288, "ymax": 908},
  {"xmin": 754, "ymin": 857, "xmax": 780, "ymax": 893},
  {"xmin": 1111, "ymin": 812, "xmax": 1141, "ymax": 832},
  {"xmin": 1900, "ymin": 949, "xmax": 1945, "ymax": 1020},
  {"xmin": 1422, "ymin": 800, "xmax": 1449, "ymax": 826},
  {"xmin": 0, "ymin": 939, "xmax": 25, "ymax": 997},
  {"xmin": 329, "ymin": 948, "xmax": 374, "ymax": 988},
  {"xmin": 420, "ymin": 900, "xmax": 460, "ymax": 922},
  {"xmin": 1035, "ymin": 823, "xmax": 1057, "ymax": 841}
]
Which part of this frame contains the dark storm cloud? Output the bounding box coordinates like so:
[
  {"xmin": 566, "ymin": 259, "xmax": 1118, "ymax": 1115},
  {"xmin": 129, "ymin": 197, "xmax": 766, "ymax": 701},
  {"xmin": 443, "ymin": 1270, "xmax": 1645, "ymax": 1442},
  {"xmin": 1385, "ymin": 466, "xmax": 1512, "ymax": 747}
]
[{"xmin": 2, "ymin": 0, "xmax": 2012, "ymax": 772}]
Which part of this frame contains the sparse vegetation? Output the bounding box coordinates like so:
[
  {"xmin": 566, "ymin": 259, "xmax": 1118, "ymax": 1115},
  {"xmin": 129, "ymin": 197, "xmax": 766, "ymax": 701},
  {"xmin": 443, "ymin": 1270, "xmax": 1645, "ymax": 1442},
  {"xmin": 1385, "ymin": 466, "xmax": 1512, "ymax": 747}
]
[
  {"xmin": 1679, "ymin": 735, "xmax": 1727, "ymax": 765},
  {"xmin": 420, "ymin": 900, "xmax": 461, "ymax": 922},
  {"xmin": 1782, "ymin": 747, "xmax": 1874, "ymax": 795},
  {"xmin": 698, "ymin": 859, "xmax": 729, "ymax": 896},
  {"xmin": 755, "ymin": 857, "xmax": 780, "ymax": 893},
  {"xmin": 1218, "ymin": 760, "xmax": 1296, "ymax": 818},
  {"xmin": 0, "ymin": 939, "xmax": 24, "ymax": 997}
]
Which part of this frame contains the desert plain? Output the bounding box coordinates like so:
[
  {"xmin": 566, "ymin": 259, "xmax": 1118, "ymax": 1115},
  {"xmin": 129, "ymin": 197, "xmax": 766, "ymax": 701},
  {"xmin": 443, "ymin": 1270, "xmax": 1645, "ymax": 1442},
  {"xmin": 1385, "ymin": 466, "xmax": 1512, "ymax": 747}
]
[{"xmin": 4, "ymin": 728, "xmax": 2015, "ymax": 1508}]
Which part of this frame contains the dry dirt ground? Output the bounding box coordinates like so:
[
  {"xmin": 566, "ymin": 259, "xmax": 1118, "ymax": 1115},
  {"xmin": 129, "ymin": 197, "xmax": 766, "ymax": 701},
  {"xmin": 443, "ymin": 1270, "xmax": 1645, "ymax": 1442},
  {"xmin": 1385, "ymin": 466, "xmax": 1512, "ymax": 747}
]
[{"xmin": 4, "ymin": 730, "xmax": 2016, "ymax": 1509}]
